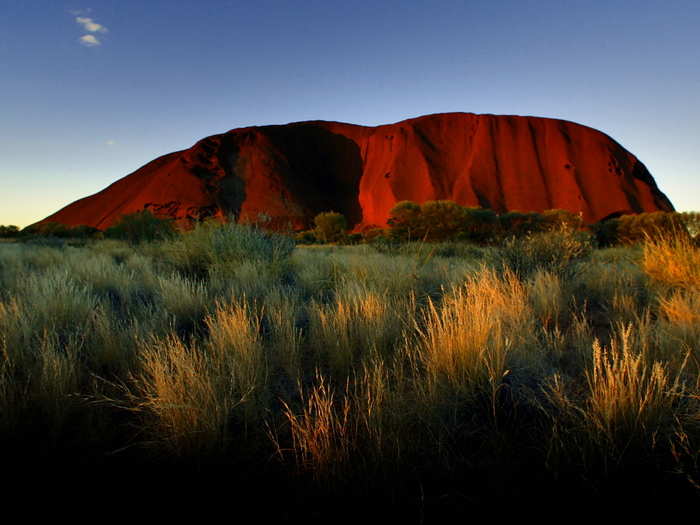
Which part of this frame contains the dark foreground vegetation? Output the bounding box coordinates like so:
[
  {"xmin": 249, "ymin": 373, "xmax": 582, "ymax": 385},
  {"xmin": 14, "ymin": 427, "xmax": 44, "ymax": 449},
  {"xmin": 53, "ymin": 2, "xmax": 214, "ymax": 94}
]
[{"xmin": 0, "ymin": 208, "xmax": 699, "ymax": 516}]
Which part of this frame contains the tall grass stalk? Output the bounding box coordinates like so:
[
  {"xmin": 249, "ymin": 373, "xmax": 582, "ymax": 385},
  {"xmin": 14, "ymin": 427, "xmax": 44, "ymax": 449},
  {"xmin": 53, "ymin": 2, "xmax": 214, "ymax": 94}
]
[
  {"xmin": 587, "ymin": 333, "xmax": 679, "ymax": 446},
  {"xmin": 416, "ymin": 268, "xmax": 530, "ymax": 405},
  {"xmin": 263, "ymin": 287, "xmax": 303, "ymax": 381},
  {"xmin": 643, "ymin": 233, "xmax": 700, "ymax": 289},
  {"xmin": 308, "ymin": 283, "xmax": 409, "ymax": 377},
  {"xmin": 279, "ymin": 372, "xmax": 352, "ymax": 481},
  {"xmin": 205, "ymin": 298, "xmax": 267, "ymax": 419},
  {"xmin": 546, "ymin": 324, "xmax": 690, "ymax": 467},
  {"xmin": 528, "ymin": 269, "xmax": 564, "ymax": 329},
  {"xmin": 126, "ymin": 334, "xmax": 239, "ymax": 457}
]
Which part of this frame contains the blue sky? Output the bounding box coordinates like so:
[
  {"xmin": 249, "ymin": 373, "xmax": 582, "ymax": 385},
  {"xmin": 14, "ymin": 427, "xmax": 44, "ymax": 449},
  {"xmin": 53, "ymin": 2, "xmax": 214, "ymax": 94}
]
[{"xmin": 1, "ymin": 0, "xmax": 699, "ymax": 227}]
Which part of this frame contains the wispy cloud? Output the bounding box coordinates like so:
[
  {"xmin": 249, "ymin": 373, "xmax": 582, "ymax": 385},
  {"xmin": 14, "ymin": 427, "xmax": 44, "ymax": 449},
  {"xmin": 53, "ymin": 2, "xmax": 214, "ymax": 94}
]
[
  {"xmin": 79, "ymin": 34, "xmax": 101, "ymax": 47},
  {"xmin": 76, "ymin": 16, "xmax": 108, "ymax": 33},
  {"xmin": 74, "ymin": 14, "xmax": 108, "ymax": 47},
  {"xmin": 105, "ymin": 139, "xmax": 117, "ymax": 146}
]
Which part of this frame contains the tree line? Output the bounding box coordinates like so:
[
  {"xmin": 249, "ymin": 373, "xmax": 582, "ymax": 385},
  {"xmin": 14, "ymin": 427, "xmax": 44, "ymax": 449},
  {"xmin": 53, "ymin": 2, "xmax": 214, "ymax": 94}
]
[
  {"xmin": 2, "ymin": 202, "xmax": 697, "ymax": 246},
  {"xmin": 298, "ymin": 201, "xmax": 699, "ymax": 247}
]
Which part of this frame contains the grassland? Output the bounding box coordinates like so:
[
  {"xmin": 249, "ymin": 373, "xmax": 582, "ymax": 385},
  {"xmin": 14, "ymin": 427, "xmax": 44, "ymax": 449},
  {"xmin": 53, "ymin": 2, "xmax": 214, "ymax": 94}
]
[{"xmin": 0, "ymin": 224, "xmax": 698, "ymax": 515}]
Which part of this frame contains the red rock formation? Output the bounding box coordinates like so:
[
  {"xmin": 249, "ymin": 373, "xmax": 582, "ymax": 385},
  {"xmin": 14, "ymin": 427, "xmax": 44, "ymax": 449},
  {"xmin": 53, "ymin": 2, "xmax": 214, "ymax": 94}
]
[{"xmin": 38, "ymin": 112, "xmax": 673, "ymax": 230}]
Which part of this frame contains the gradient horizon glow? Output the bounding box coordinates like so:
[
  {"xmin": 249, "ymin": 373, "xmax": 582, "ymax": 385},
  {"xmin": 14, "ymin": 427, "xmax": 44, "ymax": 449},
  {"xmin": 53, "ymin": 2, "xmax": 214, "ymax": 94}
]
[{"xmin": 1, "ymin": 0, "xmax": 698, "ymax": 228}]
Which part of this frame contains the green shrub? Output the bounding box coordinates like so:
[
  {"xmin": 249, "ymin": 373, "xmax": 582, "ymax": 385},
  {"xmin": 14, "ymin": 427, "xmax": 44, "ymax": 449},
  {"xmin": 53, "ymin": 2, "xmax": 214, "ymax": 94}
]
[
  {"xmin": 346, "ymin": 233, "xmax": 363, "ymax": 245},
  {"xmin": 0, "ymin": 225, "xmax": 19, "ymax": 238},
  {"xmin": 296, "ymin": 230, "xmax": 318, "ymax": 244},
  {"xmin": 419, "ymin": 200, "xmax": 466, "ymax": 241},
  {"xmin": 362, "ymin": 228, "xmax": 387, "ymax": 243},
  {"xmin": 493, "ymin": 228, "xmax": 593, "ymax": 278},
  {"xmin": 498, "ymin": 211, "xmax": 544, "ymax": 239},
  {"xmin": 387, "ymin": 200, "xmax": 500, "ymax": 242},
  {"xmin": 618, "ymin": 212, "xmax": 686, "ymax": 244},
  {"xmin": 18, "ymin": 223, "xmax": 102, "ymax": 243},
  {"xmin": 540, "ymin": 209, "xmax": 583, "ymax": 232},
  {"xmin": 313, "ymin": 211, "xmax": 347, "ymax": 243},
  {"xmin": 160, "ymin": 220, "xmax": 295, "ymax": 278},
  {"xmin": 591, "ymin": 217, "xmax": 621, "ymax": 247},
  {"xmin": 458, "ymin": 207, "xmax": 499, "ymax": 244},
  {"xmin": 210, "ymin": 221, "xmax": 295, "ymax": 263},
  {"xmin": 387, "ymin": 203, "xmax": 587, "ymax": 244},
  {"xmin": 69, "ymin": 225, "xmax": 102, "ymax": 239},
  {"xmin": 104, "ymin": 210, "xmax": 176, "ymax": 244},
  {"xmin": 593, "ymin": 212, "xmax": 688, "ymax": 246},
  {"xmin": 387, "ymin": 201, "xmax": 423, "ymax": 241}
]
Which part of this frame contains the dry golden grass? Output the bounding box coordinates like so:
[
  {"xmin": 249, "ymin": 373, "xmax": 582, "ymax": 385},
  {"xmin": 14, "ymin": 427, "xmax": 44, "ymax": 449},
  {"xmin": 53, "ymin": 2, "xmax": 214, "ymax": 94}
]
[
  {"xmin": 416, "ymin": 267, "xmax": 531, "ymax": 403},
  {"xmin": 545, "ymin": 323, "xmax": 691, "ymax": 465},
  {"xmin": 660, "ymin": 290, "xmax": 700, "ymax": 326},
  {"xmin": 205, "ymin": 298, "xmax": 266, "ymax": 414},
  {"xmin": 657, "ymin": 289, "xmax": 700, "ymax": 376},
  {"xmin": 585, "ymin": 326, "xmax": 684, "ymax": 449},
  {"xmin": 308, "ymin": 282, "xmax": 411, "ymax": 377},
  {"xmin": 274, "ymin": 359, "xmax": 402, "ymax": 480},
  {"xmin": 126, "ymin": 334, "xmax": 238, "ymax": 456},
  {"xmin": 279, "ymin": 372, "xmax": 352, "ymax": 480},
  {"xmin": 643, "ymin": 233, "xmax": 700, "ymax": 289}
]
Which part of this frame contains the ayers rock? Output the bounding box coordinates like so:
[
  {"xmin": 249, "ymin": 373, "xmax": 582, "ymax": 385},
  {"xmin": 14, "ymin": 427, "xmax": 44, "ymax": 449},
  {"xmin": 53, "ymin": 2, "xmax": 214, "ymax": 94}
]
[{"xmin": 40, "ymin": 112, "xmax": 674, "ymax": 230}]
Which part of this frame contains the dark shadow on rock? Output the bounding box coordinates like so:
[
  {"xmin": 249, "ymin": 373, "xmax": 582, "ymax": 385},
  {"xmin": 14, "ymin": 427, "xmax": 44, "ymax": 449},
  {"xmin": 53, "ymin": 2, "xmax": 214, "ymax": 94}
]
[
  {"xmin": 215, "ymin": 138, "xmax": 246, "ymax": 220},
  {"xmin": 263, "ymin": 123, "xmax": 364, "ymax": 228}
]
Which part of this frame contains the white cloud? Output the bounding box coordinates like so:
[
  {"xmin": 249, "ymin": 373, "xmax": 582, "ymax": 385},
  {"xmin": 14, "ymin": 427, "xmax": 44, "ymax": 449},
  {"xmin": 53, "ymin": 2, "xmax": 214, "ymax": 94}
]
[
  {"xmin": 79, "ymin": 34, "xmax": 101, "ymax": 47},
  {"xmin": 76, "ymin": 16, "xmax": 107, "ymax": 33},
  {"xmin": 105, "ymin": 139, "xmax": 116, "ymax": 146}
]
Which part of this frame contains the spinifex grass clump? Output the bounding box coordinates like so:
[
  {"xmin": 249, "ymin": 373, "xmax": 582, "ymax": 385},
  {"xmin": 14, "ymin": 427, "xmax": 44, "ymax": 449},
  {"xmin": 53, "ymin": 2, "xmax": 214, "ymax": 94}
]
[
  {"xmin": 658, "ymin": 292, "xmax": 700, "ymax": 370},
  {"xmin": 279, "ymin": 372, "xmax": 352, "ymax": 481},
  {"xmin": 124, "ymin": 334, "xmax": 238, "ymax": 457},
  {"xmin": 308, "ymin": 282, "xmax": 410, "ymax": 378},
  {"xmin": 158, "ymin": 219, "xmax": 295, "ymax": 279},
  {"xmin": 494, "ymin": 228, "xmax": 593, "ymax": 278},
  {"xmin": 416, "ymin": 268, "xmax": 532, "ymax": 405},
  {"xmin": 643, "ymin": 232, "xmax": 700, "ymax": 290},
  {"xmin": 644, "ymin": 233, "xmax": 700, "ymax": 378},
  {"xmin": 205, "ymin": 299, "xmax": 268, "ymax": 419},
  {"xmin": 542, "ymin": 319, "xmax": 698, "ymax": 481},
  {"xmin": 585, "ymin": 332, "xmax": 684, "ymax": 451},
  {"xmin": 274, "ymin": 359, "xmax": 406, "ymax": 484}
]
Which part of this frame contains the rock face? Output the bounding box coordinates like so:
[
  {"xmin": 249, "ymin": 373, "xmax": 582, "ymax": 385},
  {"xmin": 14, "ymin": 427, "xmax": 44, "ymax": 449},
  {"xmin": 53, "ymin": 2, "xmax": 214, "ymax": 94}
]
[{"xmin": 39, "ymin": 112, "xmax": 674, "ymax": 230}]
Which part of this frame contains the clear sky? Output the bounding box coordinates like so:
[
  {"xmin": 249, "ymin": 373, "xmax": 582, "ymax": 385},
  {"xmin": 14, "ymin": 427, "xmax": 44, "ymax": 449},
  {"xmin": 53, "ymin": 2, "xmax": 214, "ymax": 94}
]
[{"xmin": 1, "ymin": 0, "xmax": 698, "ymax": 227}]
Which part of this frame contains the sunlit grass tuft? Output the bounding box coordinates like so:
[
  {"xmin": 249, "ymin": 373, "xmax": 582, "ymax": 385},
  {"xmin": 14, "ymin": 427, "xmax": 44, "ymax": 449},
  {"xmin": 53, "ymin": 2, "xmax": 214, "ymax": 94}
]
[
  {"xmin": 413, "ymin": 267, "xmax": 542, "ymax": 427},
  {"xmin": 278, "ymin": 372, "xmax": 352, "ymax": 481},
  {"xmin": 585, "ymin": 326, "xmax": 685, "ymax": 450},
  {"xmin": 125, "ymin": 334, "xmax": 241, "ymax": 457},
  {"xmin": 643, "ymin": 233, "xmax": 700, "ymax": 290},
  {"xmin": 205, "ymin": 298, "xmax": 267, "ymax": 418}
]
